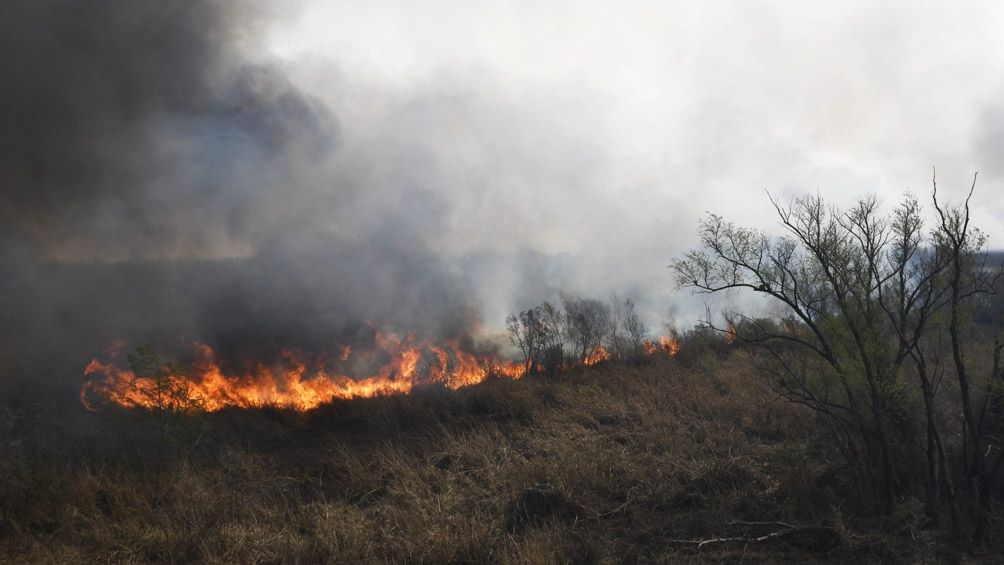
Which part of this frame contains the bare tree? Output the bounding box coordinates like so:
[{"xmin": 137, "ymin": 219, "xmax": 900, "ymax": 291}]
[
  {"xmin": 620, "ymin": 298, "xmax": 647, "ymax": 360},
  {"xmin": 539, "ymin": 301, "xmax": 566, "ymax": 375},
  {"xmin": 506, "ymin": 301, "xmax": 566, "ymax": 375},
  {"xmin": 671, "ymin": 178, "xmax": 1002, "ymax": 531},
  {"xmin": 607, "ymin": 297, "xmax": 647, "ymax": 361},
  {"xmin": 506, "ymin": 308, "xmax": 546, "ymax": 375},
  {"xmin": 931, "ymin": 173, "xmax": 1004, "ymax": 539},
  {"xmin": 561, "ymin": 294, "xmax": 610, "ymax": 365}
]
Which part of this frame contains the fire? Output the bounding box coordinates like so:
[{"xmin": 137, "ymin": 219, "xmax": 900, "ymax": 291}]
[
  {"xmin": 584, "ymin": 346, "xmax": 609, "ymax": 366},
  {"xmin": 82, "ymin": 331, "xmax": 682, "ymax": 412},
  {"xmin": 727, "ymin": 322, "xmax": 738, "ymax": 344},
  {"xmin": 643, "ymin": 335, "xmax": 679, "ymax": 356},
  {"xmin": 81, "ymin": 333, "xmax": 525, "ymax": 412}
]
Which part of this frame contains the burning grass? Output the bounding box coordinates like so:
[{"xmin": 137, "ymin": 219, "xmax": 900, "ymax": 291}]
[
  {"xmin": 80, "ymin": 335, "xmax": 527, "ymax": 412},
  {"xmin": 78, "ymin": 333, "xmax": 678, "ymax": 414},
  {"xmin": 2, "ymin": 350, "xmax": 998, "ymax": 563}
]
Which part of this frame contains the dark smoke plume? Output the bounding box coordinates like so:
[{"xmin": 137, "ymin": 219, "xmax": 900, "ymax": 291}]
[
  {"xmin": 0, "ymin": 0, "xmax": 335, "ymax": 260},
  {"xmin": 0, "ymin": 1, "xmax": 486, "ymax": 398}
]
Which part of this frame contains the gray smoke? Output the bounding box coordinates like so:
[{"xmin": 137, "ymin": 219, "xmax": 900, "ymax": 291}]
[
  {"xmin": 0, "ymin": 1, "xmax": 504, "ymax": 397},
  {"xmin": 0, "ymin": 0, "xmax": 337, "ymax": 259}
]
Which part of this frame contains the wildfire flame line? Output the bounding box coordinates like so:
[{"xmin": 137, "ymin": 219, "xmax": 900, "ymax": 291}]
[{"xmin": 81, "ymin": 333, "xmax": 680, "ymax": 412}]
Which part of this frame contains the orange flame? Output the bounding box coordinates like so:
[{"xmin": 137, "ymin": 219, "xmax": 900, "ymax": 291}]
[
  {"xmin": 82, "ymin": 331, "xmax": 684, "ymax": 412},
  {"xmin": 81, "ymin": 333, "xmax": 525, "ymax": 412},
  {"xmin": 643, "ymin": 335, "xmax": 679, "ymax": 356},
  {"xmin": 584, "ymin": 346, "xmax": 609, "ymax": 366}
]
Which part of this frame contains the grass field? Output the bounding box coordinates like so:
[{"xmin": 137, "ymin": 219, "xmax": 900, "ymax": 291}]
[{"xmin": 2, "ymin": 348, "xmax": 1000, "ymax": 563}]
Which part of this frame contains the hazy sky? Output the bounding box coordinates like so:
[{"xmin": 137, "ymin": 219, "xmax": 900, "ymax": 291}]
[
  {"xmin": 3, "ymin": 0, "xmax": 1003, "ymax": 338},
  {"xmin": 268, "ymin": 0, "xmax": 1004, "ymax": 234},
  {"xmin": 260, "ymin": 0, "xmax": 1004, "ymax": 323}
]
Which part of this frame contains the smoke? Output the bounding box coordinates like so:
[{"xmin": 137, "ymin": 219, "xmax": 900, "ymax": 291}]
[
  {"xmin": 0, "ymin": 1, "xmax": 502, "ymax": 396},
  {"xmin": 10, "ymin": 2, "xmax": 998, "ymax": 399},
  {"xmin": 0, "ymin": 0, "xmax": 338, "ymax": 261}
]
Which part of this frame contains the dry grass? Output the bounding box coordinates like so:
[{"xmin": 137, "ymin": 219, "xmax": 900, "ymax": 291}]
[{"xmin": 1, "ymin": 351, "xmax": 995, "ymax": 563}]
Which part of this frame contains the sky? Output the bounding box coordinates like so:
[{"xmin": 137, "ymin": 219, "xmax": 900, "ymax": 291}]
[
  {"xmin": 2, "ymin": 0, "xmax": 1003, "ymax": 363},
  {"xmin": 266, "ymin": 0, "xmax": 1004, "ymax": 322}
]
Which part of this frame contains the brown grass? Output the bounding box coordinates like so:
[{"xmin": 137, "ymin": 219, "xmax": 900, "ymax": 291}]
[{"xmin": 1, "ymin": 351, "xmax": 995, "ymax": 563}]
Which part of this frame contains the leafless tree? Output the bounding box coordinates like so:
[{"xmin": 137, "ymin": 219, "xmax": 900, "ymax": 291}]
[
  {"xmin": 931, "ymin": 173, "xmax": 1004, "ymax": 539},
  {"xmin": 671, "ymin": 175, "xmax": 1002, "ymax": 537},
  {"xmin": 506, "ymin": 301, "xmax": 566, "ymax": 375},
  {"xmin": 606, "ymin": 296, "xmax": 647, "ymax": 361},
  {"xmin": 506, "ymin": 307, "xmax": 546, "ymax": 375},
  {"xmin": 561, "ymin": 294, "xmax": 610, "ymax": 365}
]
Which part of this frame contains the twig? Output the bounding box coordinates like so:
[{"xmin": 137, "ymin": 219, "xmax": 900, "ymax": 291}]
[
  {"xmin": 669, "ymin": 524, "xmax": 837, "ymax": 549},
  {"xmin": 728, "ymin": 520, "xmax": 798, "ymax": 529}
]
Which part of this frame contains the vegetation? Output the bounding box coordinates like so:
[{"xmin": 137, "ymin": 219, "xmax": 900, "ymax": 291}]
[
  {"xmin": 671, "ymin": 175, "xmax": 1004, "ymax": 541},
  {"xmin": 2, "ymin": 177, "xmax": 1002, "ymax": 562},
  {"xmin": 506, "ymin": 293, "xmax": 650, "ymax": 375},
  {"xmin": 3, "ymin": 333, "xmax": 1004, "ymax": 563}
]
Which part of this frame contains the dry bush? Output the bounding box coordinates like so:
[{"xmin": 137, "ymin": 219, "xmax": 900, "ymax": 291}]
[{"xmin": 6, "ymin": 349, "xmax": 997, "ymax": 563}]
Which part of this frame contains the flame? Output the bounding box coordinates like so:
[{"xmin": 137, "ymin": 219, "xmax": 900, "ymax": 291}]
[
  {"xmin": 82, "ymin": 331, "xmax": 683, "ymax": 412},
  {"xmin": 81, "ymin": 333, "xmax": 526, "ymax": 412},
  {"xmin": 584, "ymin": 346, "xmax": 609, "ymax": 366},
  {"xmin": 727, "ymin": 323, "xmax": 738, "ymax": 344},
  {"xmin": 643, "ymin": 335, "xmax": 679, "ymax": 356}
]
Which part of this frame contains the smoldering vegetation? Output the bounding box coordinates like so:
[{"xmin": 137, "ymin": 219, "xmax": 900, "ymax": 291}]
[
  {"xmin": 0, "ymin": 241, "xmax": 618, "ymax": 409},
  {"xmin": 0, "ymin": 0, "xmax": 459, "ymax": 398},
  {"xmin": 0, "ymin": 0, "xmax": 335, "ymax": 394},
  {"xmin": 0, "ymin": 246, "xmax": 470, "ymax": 395},
  {"xmin": 0, "ymin": 1, "xmax": 674, "ymax": 405}
]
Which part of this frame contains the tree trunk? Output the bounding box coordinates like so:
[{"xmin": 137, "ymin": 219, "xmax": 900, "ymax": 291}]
[{"xmin": 868, "ymin": 381, "xmax": 896, "ymax": 516}]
